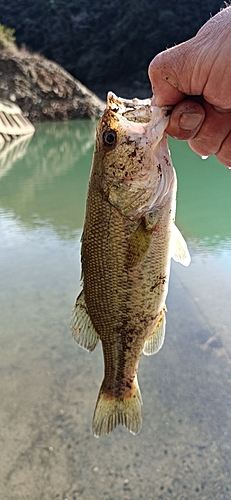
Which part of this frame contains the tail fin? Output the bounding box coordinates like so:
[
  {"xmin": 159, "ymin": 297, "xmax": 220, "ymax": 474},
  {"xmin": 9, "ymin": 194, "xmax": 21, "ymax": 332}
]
[{"xmin": 92, "ymin": 376, "xmax": 142, "ymax": 437}]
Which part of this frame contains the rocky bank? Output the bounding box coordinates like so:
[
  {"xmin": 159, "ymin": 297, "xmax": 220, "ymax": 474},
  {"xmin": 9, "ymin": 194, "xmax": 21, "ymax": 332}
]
[{"xmin": 0, "ymin": 48, "xmax": 105, "ymax": 121}]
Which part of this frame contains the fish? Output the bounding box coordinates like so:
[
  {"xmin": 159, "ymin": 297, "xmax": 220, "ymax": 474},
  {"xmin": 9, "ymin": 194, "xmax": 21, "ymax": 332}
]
[{"xmin": 71, "ymin": 92, "xmax": 190, "ymax": 437}]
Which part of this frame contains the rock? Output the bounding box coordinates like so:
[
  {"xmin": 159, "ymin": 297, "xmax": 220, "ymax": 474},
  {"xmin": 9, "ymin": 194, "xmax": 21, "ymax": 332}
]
[{"xmin": 0, "ymin": 48, "xmax": 105, "ymax": 121}]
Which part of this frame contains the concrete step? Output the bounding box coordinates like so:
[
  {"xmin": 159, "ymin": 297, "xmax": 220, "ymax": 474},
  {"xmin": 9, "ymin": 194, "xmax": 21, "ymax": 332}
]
[{"xmin": 0, "ymin": 100, "xmax": 35, "ymax": 139}]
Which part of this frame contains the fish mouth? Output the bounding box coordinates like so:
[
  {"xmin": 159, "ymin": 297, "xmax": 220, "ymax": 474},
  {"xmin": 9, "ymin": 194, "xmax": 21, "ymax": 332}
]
[
  {"xmin": 104, "ymin": 92, "xmax": 176, "ymax": 218},
  {"xmin": 106, "ymin": 92, "xmax": 172, "ymax": 125},
  {"xmin": 107, "ymin": 92, "xmax": 152, "ymax": 123}
]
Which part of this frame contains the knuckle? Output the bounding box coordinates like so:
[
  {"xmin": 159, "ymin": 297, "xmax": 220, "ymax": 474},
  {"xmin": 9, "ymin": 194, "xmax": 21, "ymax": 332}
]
[
  {"xmin": 188, "ymin": 136, "xmax": 219, "ymax": 156},
  {"xmin": 217, "ymin": 134, "xmax": 231, "ymax": 165}
]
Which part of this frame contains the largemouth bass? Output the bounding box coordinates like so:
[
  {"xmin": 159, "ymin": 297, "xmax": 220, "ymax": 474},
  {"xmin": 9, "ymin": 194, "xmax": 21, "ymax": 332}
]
[{"xmin": 71, "ymin": 92, "xmax": 190, "ymax": 437}]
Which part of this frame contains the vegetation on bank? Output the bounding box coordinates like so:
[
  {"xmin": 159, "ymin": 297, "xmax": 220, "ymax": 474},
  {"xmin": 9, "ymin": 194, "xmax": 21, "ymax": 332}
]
[
  {"xmin": 0, "ymin": 24, "xmax": 16, "ymax": 51},
  {"xmin": 0, "ymin": 0, "xmax": 225, "ymax": 94}
]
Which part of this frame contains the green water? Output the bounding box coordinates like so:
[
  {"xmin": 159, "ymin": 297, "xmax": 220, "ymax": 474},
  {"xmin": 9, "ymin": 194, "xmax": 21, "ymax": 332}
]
[{"xmin": 0, "ymin": 122, "xmax": 231, "ymax": 500}]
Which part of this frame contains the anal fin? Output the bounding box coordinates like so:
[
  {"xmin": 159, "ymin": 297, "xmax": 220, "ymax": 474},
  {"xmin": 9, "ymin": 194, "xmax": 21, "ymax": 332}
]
[
  {"xmin": 143, "ymin": 308, "xmax": 166, "ymax": 356},
  {"xmin": 71, "ymin": 290, "xmax": 99, "ymax": 352}
]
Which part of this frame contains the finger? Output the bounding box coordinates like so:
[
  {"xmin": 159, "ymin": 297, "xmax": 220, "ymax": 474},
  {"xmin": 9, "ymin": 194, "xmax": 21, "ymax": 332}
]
[
  {"xmin": 166, "ymin": 100, "xmax": 205, "ymax": 140},
  {"xmin": 188, "ymin": 102, "xmax": 231, "ymax": 157},
  {"xmin": 148, "ymin": 36, "xmax": 210, "ymax": 107},
  {"xmin": 149, "ymin": 8, "xmax": 231, "ymax": 108},
  {"xmin": 216, "ymin": 131, "xmax": 231, "ymax": 167},
  {"xmin": 148, "ymin": 50, "xmax": 185, "ymax": 106}
]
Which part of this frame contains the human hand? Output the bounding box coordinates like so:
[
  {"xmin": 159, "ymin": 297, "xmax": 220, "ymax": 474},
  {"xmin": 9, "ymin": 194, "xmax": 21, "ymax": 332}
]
[{"xmin": 148, "ymin": 7, "xmax": 231, "ymax": 167}]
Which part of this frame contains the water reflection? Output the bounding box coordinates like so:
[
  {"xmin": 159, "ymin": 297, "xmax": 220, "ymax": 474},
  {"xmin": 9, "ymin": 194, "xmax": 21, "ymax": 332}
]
[
  {"xmin": 0, "ymin": 134, "xmax": 34, "ymax": 180},
  {"xmin": 0, "ymin": 120, "xmax": 96, "ymax": 235},
  {"xmin": 0, "ymin": 125, "xmax": 230, "ymax": 254}
]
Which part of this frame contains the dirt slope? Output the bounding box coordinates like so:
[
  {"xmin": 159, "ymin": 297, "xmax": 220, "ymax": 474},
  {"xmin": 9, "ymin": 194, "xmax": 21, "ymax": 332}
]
[{"xmin": 0, "ymin": 49, "xmax": 105, "ymax": 121}]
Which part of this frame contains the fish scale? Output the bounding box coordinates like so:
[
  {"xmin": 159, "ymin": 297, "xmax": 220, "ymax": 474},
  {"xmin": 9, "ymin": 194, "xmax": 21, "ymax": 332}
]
[{"xmin": 71, "ymin": 92, "xmax": 190, "ymax": 436}]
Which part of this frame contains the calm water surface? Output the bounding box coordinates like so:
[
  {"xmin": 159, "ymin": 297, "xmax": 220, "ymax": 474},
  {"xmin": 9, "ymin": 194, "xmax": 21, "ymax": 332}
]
[{"xmin": 0, "ymin": 121, "xmax": 231, "ymax": 500}]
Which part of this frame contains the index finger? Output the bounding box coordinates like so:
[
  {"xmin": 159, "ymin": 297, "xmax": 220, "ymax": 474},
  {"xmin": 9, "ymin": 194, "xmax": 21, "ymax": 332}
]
[{"xmin": 148, "ymin": 52, "xmax": 185, "ymax": 106}]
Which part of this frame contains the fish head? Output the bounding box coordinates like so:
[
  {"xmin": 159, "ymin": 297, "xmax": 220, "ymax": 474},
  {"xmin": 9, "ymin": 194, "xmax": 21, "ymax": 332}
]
[{"xmin": 94, "ymin": 92, "xmax": 175, "ymax": 219}]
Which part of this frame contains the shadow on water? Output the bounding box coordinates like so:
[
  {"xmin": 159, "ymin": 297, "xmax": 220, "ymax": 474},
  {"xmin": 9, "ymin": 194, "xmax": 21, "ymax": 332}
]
[{"xmin": 0, "ymin": 122, "xmax": 231, "ymax": 500}]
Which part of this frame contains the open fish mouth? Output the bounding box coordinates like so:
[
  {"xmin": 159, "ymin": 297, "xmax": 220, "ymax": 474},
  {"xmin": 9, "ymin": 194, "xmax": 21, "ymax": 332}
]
[
  {"xmin": 107, "ymin": 92, "xmax": 152, "ymax": 123},
  {"xmin": 107, "ymin": 91, "xmax": 172, "ymax": 124}
]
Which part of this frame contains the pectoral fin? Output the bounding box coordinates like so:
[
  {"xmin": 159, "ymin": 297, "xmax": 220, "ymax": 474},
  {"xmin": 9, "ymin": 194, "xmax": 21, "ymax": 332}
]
[
  {"xmin": 143, "ymin": 308, "xmax": 166, "ymax": 356},
  {"xmin": 172, "ymin": 223, "xmax": 191, "ymax": 267},
  {"xmin": 71, "ymin": 290, "xmax": 99, "ymax": 352},
  {"xmin": 127, "ymin": 212, "xmax": 158, "ymax": 268}
]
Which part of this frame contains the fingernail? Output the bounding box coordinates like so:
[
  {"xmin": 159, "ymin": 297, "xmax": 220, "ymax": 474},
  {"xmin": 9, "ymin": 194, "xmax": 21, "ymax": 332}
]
[{"xmin": 179, "ymin": 112, "xmax": 203, "ymax": 131}]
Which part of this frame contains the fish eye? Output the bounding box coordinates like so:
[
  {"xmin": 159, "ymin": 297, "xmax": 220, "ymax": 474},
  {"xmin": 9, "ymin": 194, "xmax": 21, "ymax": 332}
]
[{"xmin": 102, "ymin": 129, "xmax": 117, "ymax": 147}]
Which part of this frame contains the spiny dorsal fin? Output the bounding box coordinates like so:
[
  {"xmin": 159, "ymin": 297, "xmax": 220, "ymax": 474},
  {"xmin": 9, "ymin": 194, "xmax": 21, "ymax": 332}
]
[
  {"xmin": 171, "ymin": 223, "xmax": 191, "ymax": 267},
  {"xmin": 71, "ymin": 290, "xmax": 99, "ymax": 352},
  {"xmin": 143, "ymin": 308, "xmax": 166, "ymax": 356}
]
